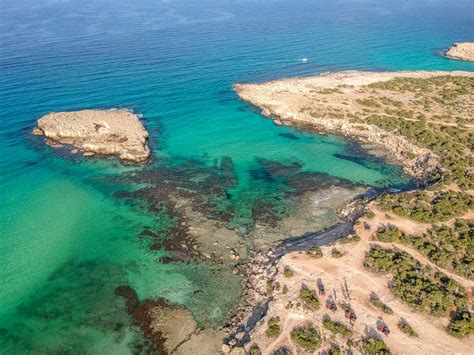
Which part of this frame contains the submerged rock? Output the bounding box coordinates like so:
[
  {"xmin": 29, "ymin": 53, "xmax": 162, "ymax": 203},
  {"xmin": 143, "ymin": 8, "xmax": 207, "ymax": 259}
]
[
  {"xmin": 445, "ymin": 42, "xmax": 474, "ymax": 62},
  {"xmin": 34, "ymin": 109, "xmax": 150, "ymax": 162}
]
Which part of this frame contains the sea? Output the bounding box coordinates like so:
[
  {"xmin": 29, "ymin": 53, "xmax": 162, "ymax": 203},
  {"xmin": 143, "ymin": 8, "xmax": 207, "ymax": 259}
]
[{"xmin": 0, "ymin": 0, "xmax": 473, "ymax": 353}]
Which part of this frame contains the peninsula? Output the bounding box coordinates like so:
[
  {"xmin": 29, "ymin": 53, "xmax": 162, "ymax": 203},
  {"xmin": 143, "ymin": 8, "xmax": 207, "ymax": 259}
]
[
  {"xmin": 33, "ymin": 109, "xmax": 150, "ymax": 162},
  {"xmin": 235, "ymin": 71, "xmax": 474, "ymax": 181},
  {"xmin": 445, "ymin": 42, "xmax": 474, "ymax": 62},
  {"xmin": 227, "ymin": 71, "xmax": 474, "ymax": 354}
]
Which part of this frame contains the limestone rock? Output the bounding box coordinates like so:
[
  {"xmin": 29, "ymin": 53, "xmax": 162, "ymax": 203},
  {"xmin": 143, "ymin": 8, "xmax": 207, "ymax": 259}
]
[{"xmin": 34, "ymin": 109, "xmax": 150, "ymax": 163}]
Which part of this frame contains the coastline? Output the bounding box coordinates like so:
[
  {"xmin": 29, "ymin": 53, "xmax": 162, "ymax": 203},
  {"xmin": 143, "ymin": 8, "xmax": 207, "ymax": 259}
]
[
  {"xmin": 234, "ymin": 70, "xmax": 474, "ymax": 184},
  {"xmin": 223, "ymin": 70, "xmax": 474, "ymax": 353},
  {"xmin": 222, "ymin": 184, "xmax": 417, "ymax": 350}
]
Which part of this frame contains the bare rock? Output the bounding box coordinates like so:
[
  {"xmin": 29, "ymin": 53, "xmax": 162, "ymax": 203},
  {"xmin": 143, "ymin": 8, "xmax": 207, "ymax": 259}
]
[
  {"xmin": 445, "ymin": 43, "xmax": 474, "ymax": 62},
  {"xmin": 34, "ymin": 109, "xmax": 150, "ymax": 163},
  {"xmin": 222, "ymin": 344, "xmax": 231, "ymax": 354}
]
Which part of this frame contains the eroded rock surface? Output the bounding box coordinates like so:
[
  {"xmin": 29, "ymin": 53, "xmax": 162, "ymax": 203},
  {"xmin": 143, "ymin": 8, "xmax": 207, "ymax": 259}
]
[{"xmin": 34, "ymin": 109, "xmax": 150, "ymax": 162}]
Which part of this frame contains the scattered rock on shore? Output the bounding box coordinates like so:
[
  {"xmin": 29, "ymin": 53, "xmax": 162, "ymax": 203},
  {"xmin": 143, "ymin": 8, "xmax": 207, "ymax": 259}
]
[
  {"xmin": 33, "ymin": 109, "xmax": 150, "ymax": 163},
  {"xmin": 445, "ymin": 42, "xmax": 474, "ymax": 62}
]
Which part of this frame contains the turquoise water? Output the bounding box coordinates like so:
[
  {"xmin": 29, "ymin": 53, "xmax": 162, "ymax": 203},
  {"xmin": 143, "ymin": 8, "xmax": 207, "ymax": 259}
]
[{"xmin": 1, "ymin": 0, "xmax": 473, "ymax": 353}]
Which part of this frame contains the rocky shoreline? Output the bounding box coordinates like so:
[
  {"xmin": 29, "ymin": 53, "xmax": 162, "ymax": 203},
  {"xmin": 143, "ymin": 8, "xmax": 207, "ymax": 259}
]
[
  {"xmin": 234, "ymin": 71, "xmax": 474, "ymax": 184},
  {"xmin": 221, "ymin": 71, "xmax": 474, "ymax": 353},
  {"xmin": 33, "ymin": 109, "xmax": 150, "ymax": 163},
  {"xmin": 221, "ymin": 183, "xmax": 415, "ymax": 352}
]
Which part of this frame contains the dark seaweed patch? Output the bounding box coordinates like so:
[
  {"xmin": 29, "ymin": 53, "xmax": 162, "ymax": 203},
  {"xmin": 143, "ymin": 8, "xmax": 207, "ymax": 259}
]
[
  {"xmin": 278, "ymin": 132, "xmax": 300, "ymax": 140},
  {"xmin": 115, "ymin": 286, "xmax": 168, "ymax": 354}
]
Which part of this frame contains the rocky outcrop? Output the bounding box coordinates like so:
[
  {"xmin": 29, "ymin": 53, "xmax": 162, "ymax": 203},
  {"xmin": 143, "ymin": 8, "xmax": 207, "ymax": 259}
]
[
  {"xmin": 445, "ymin": 42, "xmax": 474, "ymax": 62},
  {"xmin": 33, "ymin": 109, "xmax": 150, "ymax": 163},
  {"xmin": 223, "ymin": 250, "xmax": 277, "ymax": 351}
]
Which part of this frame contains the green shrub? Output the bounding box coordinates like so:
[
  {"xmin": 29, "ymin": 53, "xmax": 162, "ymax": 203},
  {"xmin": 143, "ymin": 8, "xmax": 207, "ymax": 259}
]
[
  {"xmin": 322, "ymin": 318, "xmax": 352, "ymax": 337},
  {"xmin": 249, "ymin": 344, "xmax": 262, "ymax": 355},
  {"xmin": 327, "ymin": 344, "xmax": 341, "ymax": 355},
  {"xmin": 375, "ymin": 225, "xmax": 403, "ymax": 243},
  {"xmin": 398, "ymin": 319, "xmax": 418, "ymax": 337},
  {"xmin": 364, "ymin": 245, "xmax": 468, "ymax": 317},
  {"xmin": 448, "ymin": 310, "xmax": 474, "ymax": 337},
  {"xmin": 266, "ymin": 317, "xmax": 281, "ymax": 338},
  {"xmin": 366, "ymin": 211, "xmax": 376, "ymax": 219},
  {"xmin": 290, "ymin": 323, "xmax": 321, "ymax": 351},
  {"xmin": 357, "ymin": 98, "xmax": 381, "ymax": 108},
  {"xmin": 362, "ymin": 338, "xmax": 391, "ymax": 355},
  {"xmin": 378, "ymin": 191, "xmax": 473, "ymax": 223},
  {"xmin": 299, "ymin": 286, "xmax": 320, "ymax": 309},
  {"xmin": 283, "ymin": 267, "xmax": 294, "ymax": 278},
  {"xmin": 339, "ymin": 235, "xmax": 361, "ymax": 244},
  {"xmin": 396, "ymin": 220, "xmax": 473, "ymax": 279},
  {"xmin": 369, "ymin": 294, "xmax": 394, "ymax": 314},
  {"xmin": 306, "ymin": 246, "xmax": 323, "ymax": 258},
  {"xmin": 331, "ymin": 249, "xmax": 343, "ymax": 258}
]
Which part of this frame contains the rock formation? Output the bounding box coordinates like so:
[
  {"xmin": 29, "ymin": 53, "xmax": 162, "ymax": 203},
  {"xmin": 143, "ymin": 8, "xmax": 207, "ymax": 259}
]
[
  {"xmin": 33, "ymin": 109, "xmax": 150, "ymax": 162},
  {"xmin": 445, "ymin": 42, "xmax": 474, "ymax": 62}
]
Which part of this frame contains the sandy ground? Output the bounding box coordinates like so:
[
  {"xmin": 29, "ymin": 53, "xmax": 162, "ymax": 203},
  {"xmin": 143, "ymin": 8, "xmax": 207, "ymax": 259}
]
[{"xmin": 247, "ymin": 205, "xmax": 474, "ymax": 354}]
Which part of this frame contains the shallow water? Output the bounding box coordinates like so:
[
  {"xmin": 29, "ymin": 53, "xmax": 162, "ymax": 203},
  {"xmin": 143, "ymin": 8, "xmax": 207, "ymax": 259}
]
[{"xmin": 0, "ymin": 0, "xmax": 473, "ymax": 353}]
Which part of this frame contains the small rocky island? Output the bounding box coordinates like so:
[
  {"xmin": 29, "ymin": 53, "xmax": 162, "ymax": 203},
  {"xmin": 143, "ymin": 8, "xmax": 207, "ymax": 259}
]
[
  {"xmin": 445, "ymin": 42, "xmax": 474, "ymax": 62},
  {"xmin": 33, "ymin": 109, "xmax": 150, "ymax": 162}
]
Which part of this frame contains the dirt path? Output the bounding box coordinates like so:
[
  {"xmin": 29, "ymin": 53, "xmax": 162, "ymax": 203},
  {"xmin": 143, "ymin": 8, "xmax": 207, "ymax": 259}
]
[
  {"xmin": 247, "ymin": 207, "xmax": 474, "ymax": 354},
  {"xmin": 402, "ymin": 117, "xmax": 474, "ymax": 129},
  {"xmin": 365, "ymin": 204, "xmax": 474, "ymax": 291}
]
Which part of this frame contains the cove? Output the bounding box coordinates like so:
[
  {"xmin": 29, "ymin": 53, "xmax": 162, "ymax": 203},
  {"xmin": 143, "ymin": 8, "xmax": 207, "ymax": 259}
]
[{"xmin": 1, "ymin": 0, "xmax": 473, "ymax": 353}]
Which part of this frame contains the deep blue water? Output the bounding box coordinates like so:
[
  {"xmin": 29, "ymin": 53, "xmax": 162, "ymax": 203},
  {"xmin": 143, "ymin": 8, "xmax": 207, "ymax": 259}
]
[{"xmin": 0, "ymin": 0, "xmax": 473, "ymax": 353}]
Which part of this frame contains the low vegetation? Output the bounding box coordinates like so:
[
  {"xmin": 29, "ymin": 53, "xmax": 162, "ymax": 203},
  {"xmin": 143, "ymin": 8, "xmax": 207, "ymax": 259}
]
[
  {"xmin": 361, "ymin": 337, "xmax": 391, "ymax": 355},
  {"xmin": 374, "ymin": 221, "xmax": 473, "ymax": 280},
  {"xmin": 299, "ymin": 285, "xmax": 320, "ymax": 309},
  {"xmin": 366, "ymin": 76, "xmax": 474, "ymax": 189},
  {"xmin": 375, "ymin": 225, "xmax": 403, "ymax": 243},
  {"xmin": 331, "ymin": 248, "xmax": 343, "ymax": 258},
  {"xmin": 283, "ymin": 267, "xmax": 294, "ymax": 278},
  {"xmin": 249, "ymin": 344, "xmax": 262, "ymax": 355},
  {"xmin": 364, "ymin": 245, "xmax": 468, "ymax": 317},
  {"xmin": 327, "ymin": 344, "xmax": 341, "ymax": 355},
  {"xmin": 447, "ymin": 310, "xmax": 474, "ymax": 337},
  {"xmin": 306, "ymin": 246, "xmax": 323, "ymax": 258},
  {"xmin": 378, "ymin": 191, "xmax": 473, "ymax": 223},
  {"xmin": 266, "ymin": 316, "xmax": 281, "ymax": 338},
  {"xmin": 339, "ymin": 235, "xmax": 361, "ymax": 244},
  {"xmin": 290, "ymin": 323, "xmax": 321, "ymax": 351},
  {"xmin": 322, "ymin": 317, "xmax": 352, "ymax": 337},
  {"xmin": 398, "ymin": 319, "xmax": 418, "ymax": 337},
  {"xmin": 366, "ymin": 211, "xmax": 376, "ymax": 219},
  {"xmin": 402, "ymin": 220, "xmax": 473, "ymax": 280},
  {"xmin": 369, "ymin": 294, "xmax": 394, "ymax": 315}
]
